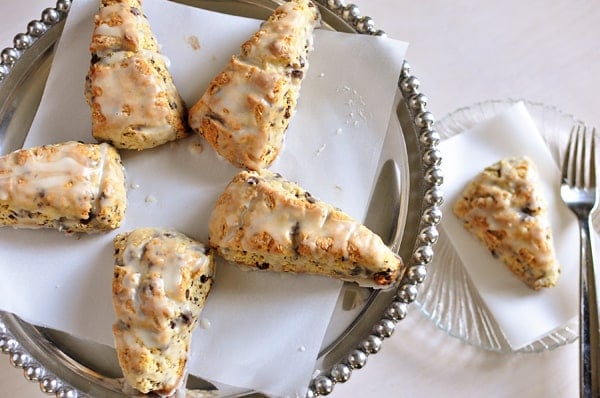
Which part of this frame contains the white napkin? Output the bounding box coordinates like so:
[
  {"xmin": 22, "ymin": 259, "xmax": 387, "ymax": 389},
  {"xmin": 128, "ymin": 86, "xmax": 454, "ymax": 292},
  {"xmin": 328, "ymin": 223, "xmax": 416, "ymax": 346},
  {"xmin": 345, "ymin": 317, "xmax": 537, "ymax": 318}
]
[
  {"xmin": 439, "ymin": 102, "xmax": 579, "ymax": 350},
  {"xmin": 0, "ymin": 1, "xmax": 407, "ymax": 397}
]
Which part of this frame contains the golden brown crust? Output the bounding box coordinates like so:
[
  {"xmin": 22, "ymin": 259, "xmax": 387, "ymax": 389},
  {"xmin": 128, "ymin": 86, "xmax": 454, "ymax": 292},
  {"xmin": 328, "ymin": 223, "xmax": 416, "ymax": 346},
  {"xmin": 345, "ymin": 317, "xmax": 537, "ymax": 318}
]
[
  {"xmin": 0, "ymin": 141, "xmax": 126, "ymax": 233},
  {"xmin": 112, "ymin": 228, "xmax": 214, "ymax": 395},
  {"xmin": 188, "ymin": 0, "xmax": 320, "ymax": 170},
  {"xmin": 209, "ymin": 169, "xmax": 403, "ymax": 288},
  {"xmin": 453, "ymin": 156, "xmax": 561, "ymax": 290}
]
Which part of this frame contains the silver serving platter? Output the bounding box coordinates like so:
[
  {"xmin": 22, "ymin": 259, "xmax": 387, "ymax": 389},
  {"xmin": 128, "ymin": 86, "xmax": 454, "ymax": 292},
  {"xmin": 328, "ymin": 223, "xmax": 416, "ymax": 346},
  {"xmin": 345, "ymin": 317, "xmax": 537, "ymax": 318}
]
[{"xmin": 0, "ymin": 0, "xmax": 443, "ymax": 397}]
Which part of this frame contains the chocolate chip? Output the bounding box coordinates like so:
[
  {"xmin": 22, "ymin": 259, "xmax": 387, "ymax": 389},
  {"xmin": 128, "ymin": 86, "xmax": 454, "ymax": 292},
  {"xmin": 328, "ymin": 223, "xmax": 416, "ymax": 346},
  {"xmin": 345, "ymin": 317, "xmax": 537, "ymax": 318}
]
[
  {"xmin": 79, "ymin": 211, "xmax": 95, "ymax": 225},
  {"xmin": 129, "ymin": 7, "xmax": 141, "ymax": 16},
  {"xmin": 291, "ymin": 69, "xmax": 304, "ymax": 79},
  {"xmin": 256, "ymin": 262, "xmax": 270, "ymax": 270},
  {"xmin": 246, "ymin": 176, "xmax": 259, "ymax": 185},
  {"xmin": 178, "ymin": 312, "xmax": 192, "ymax": 326},
  {"xmin": 304, "ymin": 191, "xmax": 316, "ymax": 204},
  {"xmin": 90, "ymin": 54, "xmax": 100, "ymax": 64},
  {"xmin": 290, "ymin": 222, "xmax": 301, "ymax": 254},
  {"xmin": 520, "ymin": 205, "xmax": 537, "ymax": 217}
]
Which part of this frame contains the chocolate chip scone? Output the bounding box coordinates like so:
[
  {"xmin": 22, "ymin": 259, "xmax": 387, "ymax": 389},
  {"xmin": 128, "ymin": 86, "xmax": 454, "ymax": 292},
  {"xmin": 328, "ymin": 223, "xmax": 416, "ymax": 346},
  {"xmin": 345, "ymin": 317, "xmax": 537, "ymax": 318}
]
[
  {"xmin": 188, "ymin": 0, "xmax": 320, "ymax": 170},
  {"xmin": 85, "ymin": 0, "xmax": 187, "ymax": 150},
  {"xmin": 453, "ymin": 156, "xmax": 561, "ymax": 290},
  {"xmin": 0, "ymin": 141, "xmax": 126, "ymax": 233},
  {"xmin": 112, "ymin": 228, "xmax": 215, "ymax": 396},
  {"xmin": 209, "ymin": 170, "xmax": 403, "ymax": 289}
]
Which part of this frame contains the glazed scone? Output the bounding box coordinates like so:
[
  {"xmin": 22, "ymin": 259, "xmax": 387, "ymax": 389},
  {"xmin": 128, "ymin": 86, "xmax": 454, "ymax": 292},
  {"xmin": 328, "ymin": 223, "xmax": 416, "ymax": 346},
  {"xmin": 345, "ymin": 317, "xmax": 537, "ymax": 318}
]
[
  {"xmin": 188, "ymin": 0, "xmax": 320, "ymax": 170},
  {"xmin": 0, "ymin": 141, "xmax": 126, "ymax": 233},
  {"xmin": 112, "ymin": 228, "xmax": 215, "ymax": 396},
  {"xmin": 453, "ymin": 156, "xmax": 560, "ymax": 290},
  {"xmin": 209, "ymin": 170, "xmax": 403, "ymax": 289},
  {"xmin": 85, "ymin": 0, "xmax": 187, "ymax": 150}
]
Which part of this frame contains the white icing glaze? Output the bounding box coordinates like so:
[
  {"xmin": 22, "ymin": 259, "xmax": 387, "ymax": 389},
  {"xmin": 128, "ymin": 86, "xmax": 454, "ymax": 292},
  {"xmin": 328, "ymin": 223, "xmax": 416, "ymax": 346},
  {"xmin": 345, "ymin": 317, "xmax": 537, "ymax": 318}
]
[
  {"xmin": 458, "ymin": 157, "xmax": 557, "ymax": 268},
  {"xmin": 92, "ymin": 52, "xmax": 172, "ymax": 140},
  {"xmin": 189, "ymin": 0, "xmax": 320, "ymax": 169},
  {"xmin": 240, "ymin": 0, "xmax": 318, "ymax": 68},
  {"xmin": 93, "ymin": 3, "xmax": 148, "ymax": 54},
  {"xmin": 0, "ymin": 142, "xmax": 112, "ymax": 226},
  {"xmin": 113, "ymin": 228, "xmax": 213, "ymax": 394},
  {"xmin": 223, "ymin": 171, "xmax": 386, "ymax": 267}
]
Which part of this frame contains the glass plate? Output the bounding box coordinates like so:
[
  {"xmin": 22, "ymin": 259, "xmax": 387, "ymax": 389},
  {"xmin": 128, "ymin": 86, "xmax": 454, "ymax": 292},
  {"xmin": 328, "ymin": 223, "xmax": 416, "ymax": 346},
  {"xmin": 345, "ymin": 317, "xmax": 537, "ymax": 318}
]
[
  {"xmin": 416, "ymin": 98, "xmax": 587, "ymax": 353},
  {"xmin": 0, "ymin": 1, "xmax": 442, "ymax": 397}
]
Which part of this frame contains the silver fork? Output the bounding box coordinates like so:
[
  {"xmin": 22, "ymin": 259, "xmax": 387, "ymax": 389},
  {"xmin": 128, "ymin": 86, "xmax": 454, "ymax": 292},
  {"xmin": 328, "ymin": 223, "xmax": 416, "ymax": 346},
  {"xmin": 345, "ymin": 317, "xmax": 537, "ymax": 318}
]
[{"xmin": 561, "ymin": 125, "xmax": 599, "ymax": 398}]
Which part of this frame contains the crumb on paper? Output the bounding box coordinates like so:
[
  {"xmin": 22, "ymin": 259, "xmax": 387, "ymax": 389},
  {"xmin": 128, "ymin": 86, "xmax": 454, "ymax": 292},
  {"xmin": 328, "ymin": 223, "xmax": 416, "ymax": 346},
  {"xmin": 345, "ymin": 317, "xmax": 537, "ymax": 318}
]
[
  {"xmin": 145, "ymin": 195, "xmax": 157, "ymax": 204},
  {"xmin": 319, "ymin": 72, "xmax": 325, "ymax": 78},
  {"xmin": 200, "ymin": 318, "xmax": 211, "ymax": 330},
  {"xmin": 337, "ymin": 85, "xmax": 372, "ymax": 127},
  {"xmin": 188, "ymin": 139, "xmax": 204, "ymax": 156},
  {"xmin": 186, "ymin": 35, "xmax": 201, "ymax": 51},
  {"xmin": 129, "ymin": 183, "xmax": 140, "ymax": 190},
  {"xmin": 315, "ymin": 144, "xmax": 326, "ymax": 156},
  {"xmin": 297, "ymin": 345, "xmax": 306, "ymax": 352},
  {"xmin": 335, "ymin": 127, "xmax": 343, "ymax": 135},
  {"xmin": 334, "ymin": 185, "xmax": 343, "ymax": 191}
]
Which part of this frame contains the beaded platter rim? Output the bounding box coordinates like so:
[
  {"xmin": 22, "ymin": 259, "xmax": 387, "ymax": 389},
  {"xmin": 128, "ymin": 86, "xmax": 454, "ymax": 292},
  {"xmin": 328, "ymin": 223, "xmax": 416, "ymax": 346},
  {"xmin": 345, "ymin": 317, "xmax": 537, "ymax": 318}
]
[{"xmin": 0, "ymin": 0, "xmax": 443, "ymax": 397}]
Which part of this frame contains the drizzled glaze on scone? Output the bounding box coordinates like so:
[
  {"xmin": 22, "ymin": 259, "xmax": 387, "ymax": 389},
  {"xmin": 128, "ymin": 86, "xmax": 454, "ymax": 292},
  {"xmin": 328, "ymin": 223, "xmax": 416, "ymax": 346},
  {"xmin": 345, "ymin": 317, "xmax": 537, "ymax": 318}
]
[
  {"xmin": 112, "ymin": 228, "xmax": 214, "ymax": 396},
  {"xmin": 209, "ymin": 169, "xmax": 403, "ymax": 288},
  {"xmin": 0, "ymin": 141, "xmax": 126, "ymax": 233},
  {"xmin": 86, "ymin": 0, "xmax": 187, "ymax": 150},
  {"xmin": 453, "ymin": 156, "xmax": 561, "ymax": 290},
  {"xmin": 188, "ymin": 0, "xmax": 320, "ymax": 170}
]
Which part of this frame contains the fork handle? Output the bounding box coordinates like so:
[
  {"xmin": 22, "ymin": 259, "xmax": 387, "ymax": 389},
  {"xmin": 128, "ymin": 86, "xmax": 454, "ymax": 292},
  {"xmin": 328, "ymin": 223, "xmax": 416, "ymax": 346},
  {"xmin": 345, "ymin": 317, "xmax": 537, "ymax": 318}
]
[{"xmin": 579, "ymin": 216, "xmax": 600, "ymax": 398}]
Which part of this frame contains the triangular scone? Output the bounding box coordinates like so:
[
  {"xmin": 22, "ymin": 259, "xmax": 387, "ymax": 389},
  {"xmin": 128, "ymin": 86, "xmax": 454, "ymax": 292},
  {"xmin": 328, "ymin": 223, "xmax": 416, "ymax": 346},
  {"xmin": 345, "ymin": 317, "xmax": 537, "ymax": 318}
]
[
  {"xmin": 112, "ymin": 228, "xmax": 215, "ymax": 396},
  {"xmin": 453, "ymin": 156, "xmax": 560, "ymax": 290},
  {"xmin": 208, "ymin": 170, "xmax": 404, "ymax": 289},
  {"xmin": 0, "ymin": 141, "xmax": 126, "ymax": 233},
  {"xmin": 188, "ymin": 0, "xmax": 320, "ymax": 170},
  {"xmin": 85, "ymin": 0, "xmax": 187, "ymax": 150}
]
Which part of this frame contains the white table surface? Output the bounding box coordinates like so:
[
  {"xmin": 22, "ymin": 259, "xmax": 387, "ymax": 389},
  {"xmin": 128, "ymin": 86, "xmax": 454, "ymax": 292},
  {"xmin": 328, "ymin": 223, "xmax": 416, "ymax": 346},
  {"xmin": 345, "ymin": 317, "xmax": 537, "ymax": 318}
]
[{"xmin": 1, "ymin": 0, "xmax": 597, "ymax": 397}]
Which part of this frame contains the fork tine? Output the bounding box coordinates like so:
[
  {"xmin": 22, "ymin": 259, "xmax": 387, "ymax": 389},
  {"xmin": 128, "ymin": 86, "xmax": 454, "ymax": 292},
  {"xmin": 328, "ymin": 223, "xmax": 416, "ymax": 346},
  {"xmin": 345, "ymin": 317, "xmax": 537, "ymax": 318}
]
[
  {"xmin": 591, "ymin": 127, "xmax": 597, "ymax": 189},
  {"xmin": 579, "ymin": 125, "xmax": 586, "ymax": 189},
  {"xmin": 563, "ymin": 125, "xmax": 576, "ymax": 185}
]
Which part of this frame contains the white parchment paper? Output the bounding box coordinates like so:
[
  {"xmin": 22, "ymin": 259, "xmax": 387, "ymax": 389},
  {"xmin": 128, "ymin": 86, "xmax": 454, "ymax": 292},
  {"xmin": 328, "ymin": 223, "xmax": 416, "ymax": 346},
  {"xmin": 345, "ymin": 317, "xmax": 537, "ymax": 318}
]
[
  {"xmin": 440, "ymin": 102, "xmax": 579, "ymax": 350},
  {"xmin": 0, "ymin": 1, "xmax": 407, "ymax": 396}
]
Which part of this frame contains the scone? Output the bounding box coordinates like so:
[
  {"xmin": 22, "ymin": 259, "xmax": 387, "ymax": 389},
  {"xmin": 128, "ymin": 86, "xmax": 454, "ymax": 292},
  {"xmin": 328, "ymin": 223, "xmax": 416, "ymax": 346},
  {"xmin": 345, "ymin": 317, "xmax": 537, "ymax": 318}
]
[
  {"xmin": 85, "ymin": 0, "xmax": 187, "ymax": 150},
  {"xmin": 0, "ymin": 141, "xmax": 126, "ymax": 233},
  {"xmin": 453, "ymin": 156, "xmax": 560, "ymax": 290},
  {"xmin": 209, "ymin": 169, "xmax": 403, "ymax": 289},
  {"xmin": 188, "ymin": 0, "xmax": 320, "ymax": 170},
  {"xmin": 112, "ymin": 228, "xmax": 215, "ymax": 396}
]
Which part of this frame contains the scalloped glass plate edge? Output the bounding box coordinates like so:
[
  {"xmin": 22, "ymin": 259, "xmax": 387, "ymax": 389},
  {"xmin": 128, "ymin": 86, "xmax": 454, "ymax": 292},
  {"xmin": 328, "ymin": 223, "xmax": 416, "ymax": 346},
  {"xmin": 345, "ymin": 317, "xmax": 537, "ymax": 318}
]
[{"xmin": 415, "ymin": 98, "xmax": 584, "ymax": 354}]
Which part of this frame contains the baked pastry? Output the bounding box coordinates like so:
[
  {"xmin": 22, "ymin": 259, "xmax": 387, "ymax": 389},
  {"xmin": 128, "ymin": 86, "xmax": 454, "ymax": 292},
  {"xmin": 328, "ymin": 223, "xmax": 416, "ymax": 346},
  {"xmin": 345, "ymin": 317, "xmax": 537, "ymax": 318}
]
[
  {"xmin": 453, "ymin": 156, "xmax": 560, "ymax": 290},
  {"xmin": 112, "ymin": 227, "xmax": 215, "ymax": 396},
  {"xmin": 209, "ymin": 169, "xmax": 403, "ymax": 289},
  {"xmin": 0, "ymin": 141, "xmax": 126, "ymax": 233},
  {"xmin": 85, "ymin": 0, "xmax": 187, "ymax": 150},
  {"xmin": 188, "ymin": 0, "xmax": 320, "ymax": 170}
]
